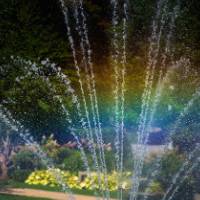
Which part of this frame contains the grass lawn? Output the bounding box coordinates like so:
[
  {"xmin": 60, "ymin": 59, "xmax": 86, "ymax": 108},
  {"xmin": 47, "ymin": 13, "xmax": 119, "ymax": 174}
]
[{"xmin": 0, "ymin": 194, "xmax": 50, "ymax": 200}]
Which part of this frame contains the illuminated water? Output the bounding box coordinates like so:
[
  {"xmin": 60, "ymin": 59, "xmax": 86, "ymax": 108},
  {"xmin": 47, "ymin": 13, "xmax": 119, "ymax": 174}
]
[{"xmin": 0, "ymin": 0, "xmax": 200, "ymax": 200}]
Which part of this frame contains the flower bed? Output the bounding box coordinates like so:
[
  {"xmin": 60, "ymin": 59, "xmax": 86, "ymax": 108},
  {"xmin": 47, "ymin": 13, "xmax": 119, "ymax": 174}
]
[{"xmin": 25, "ymin": 169, "xmax": 132, "ymax": 191}]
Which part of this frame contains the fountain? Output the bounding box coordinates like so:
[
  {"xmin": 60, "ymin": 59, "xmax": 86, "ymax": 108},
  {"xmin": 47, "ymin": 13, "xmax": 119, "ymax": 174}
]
[{"xmin": 0, "ymin": 0, "xmax": 200, "ymax": 200}]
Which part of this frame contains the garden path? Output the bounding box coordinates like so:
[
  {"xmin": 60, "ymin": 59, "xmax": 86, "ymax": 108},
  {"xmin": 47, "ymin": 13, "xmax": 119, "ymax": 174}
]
[{"xmin": 0, "ymin": 188, "xmax": 116, "ymax": 200}]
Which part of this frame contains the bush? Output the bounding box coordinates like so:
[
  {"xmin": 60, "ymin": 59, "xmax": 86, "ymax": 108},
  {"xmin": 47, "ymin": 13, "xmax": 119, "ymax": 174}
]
[
  {"xmin": 55, "ymin": 147, "xmax": 72, "ymax": 164},
  {"xmin": 62, "ymin": 151, "xmax": 85, "ymax": 172},
  {"xmin": 105, "ymin": 150, "xmax": 115, "ymax": 172},
  {"xmin": 145, "ymin": 181, "xmax": 163, "ymax": 194},
  {"xmin": 9, "ymin": 169, "xmax": 31, "ymax": 182},
  {"xmin": 9, "ymin": 150, "xmax": 43, "ymax": 182},
  {"xmin": 172, "ymin": 179, "xmax": 194, "ymax": 200},
  {"xmin": 156, "ymin": 151, "xmax": 183, "ymax": 189},
  {"xmin": 42, "ymin": 136, "xmax": 60, "ymax": 160}
]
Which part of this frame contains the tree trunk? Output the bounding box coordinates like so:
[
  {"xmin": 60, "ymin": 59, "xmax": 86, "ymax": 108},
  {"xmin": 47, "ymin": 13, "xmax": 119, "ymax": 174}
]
[{"xmin": 0, "ymin": 154, "xmax": 8, "ymax": 180}]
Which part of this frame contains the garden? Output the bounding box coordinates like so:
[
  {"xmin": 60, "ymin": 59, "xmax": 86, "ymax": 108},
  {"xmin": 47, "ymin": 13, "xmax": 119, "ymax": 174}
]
[{"xmin": 0, "ymin": 0, "xmax": 200, "ymax": 200}]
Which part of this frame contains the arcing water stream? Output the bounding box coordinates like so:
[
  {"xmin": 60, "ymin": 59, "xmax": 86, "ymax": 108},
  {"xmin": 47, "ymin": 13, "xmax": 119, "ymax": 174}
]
[
  {"xmin": 129, "ymin": 1, "xmax": 181, "ymax": 199},
  {"xmin": 1, "ymin": 0, "xmax": 200, "ymax": 200},
  {"xmin": 0, "ymin": 106, "xmax": 75, "ymax": 200}
]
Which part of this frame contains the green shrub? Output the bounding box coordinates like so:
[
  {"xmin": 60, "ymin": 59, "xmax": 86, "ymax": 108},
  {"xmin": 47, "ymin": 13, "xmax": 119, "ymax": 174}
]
[
  {"xmin": 62, "ymin": 151, "xmax": 84, "ymax": 172},
  {"xmin": 170, "ymin": 179, "xmax": 194, "ymax": 200},
  {"xmin": 104, "ymin": 150, "xmax": 115, "ymax": 172},
  {"xmin": 9, "ymin": 150, "xmax": 43, "ymax": 182},
  {"xmin": 55, "ymin": 147, "xmax": 72, "ymax": 164},
  {"xmin": 145, "ymin": 181, "xmax": 163, "ymax": 194},
  {"xmin": 9, "ymin": 169, "xmax": 31, "ymax": 182},
  {"xmin": 156, "ymin": 151, "xmax": 183, "ymax": 189}
]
